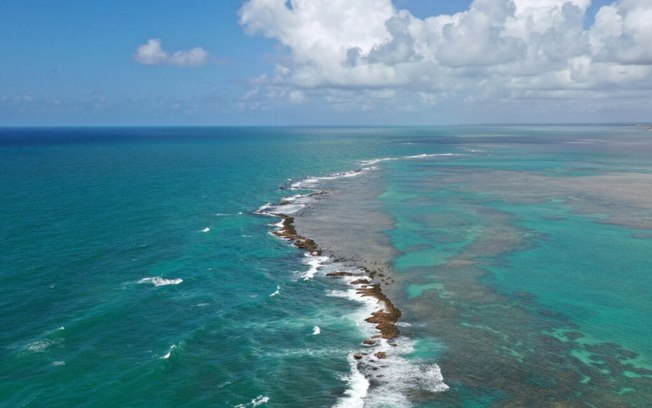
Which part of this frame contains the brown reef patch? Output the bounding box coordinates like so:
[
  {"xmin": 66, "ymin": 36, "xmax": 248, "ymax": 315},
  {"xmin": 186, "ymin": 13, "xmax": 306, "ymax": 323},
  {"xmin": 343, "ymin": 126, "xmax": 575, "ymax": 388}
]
[
  {"xmin": 269, "ymin": 212, "xmax": 401, "ymax": 341},
  {"xmin": 272, "ymin": 214, "xmax": 321, "ymax": 256},
  {"xmin": 326, "ymin": 272, "xmax": 354, "ymax": 277},
  {"xmin": 357, "ymin": 284, "xmax": 402, "ymax": 340},
  {"xmin": 351, "ymin": 279, "xmax": 371, "ymax": 285}
]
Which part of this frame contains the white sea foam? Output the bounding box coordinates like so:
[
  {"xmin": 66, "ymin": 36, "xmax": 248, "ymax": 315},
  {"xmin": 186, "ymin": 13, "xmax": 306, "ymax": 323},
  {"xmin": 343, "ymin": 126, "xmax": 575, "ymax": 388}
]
[
  {"xmin": 300, "ymin": 255, "xmax": 329, "ymax": 281},
  {"xmin": 281, "ymin": 193, "xmax": 306, "ymax": 203},
  {"xmin": 333, "ymin": 354, "xmax": 369, "ymax": 408},
  {"xmin": 269, "ymin": 285, "xmax": 280, "ymax": 297},
  {"xmin": 256, "ymin": 203, "xmax": 273, "ymax": 214},
  {"xmin": 405, "ymin": 153, "xmax": 462, "ymax": 159},
  {"xmin": 274, "ymin": 202, "xmax": 306, "ymax": 214},
  {"xmin": 265, "ymin": 347, "xmax": 355, "ymax": 359},
  {"xmin": 326, "ymin": 287, "xmax": 381, "ymax": 336},
  {"xmin": 250, "ymin": 395, "xmax": 269, "ymax": 407},
  {"xmin": 325, "ymin": 266, "xmax": 449, "ymax": 406},
  {"xmin": 360, "ymin": 157, "xmax": 395, "ymax": 166},
  {"xmin": 314, "ymin": 170, "xmax": 364, "ymax": 181},
  {"xmin": 255, "ymin": 158, "xmax": 453, "ymax": 406},
  {"xmin": 234, "ymin": 395, "xmax": 270, "ymax": 408},
  {"xmin": 361, "ymin": 338, "xmax": 449, "ymax": 408},
  {"xmin": 161, "ymin": 344, "xmax": 177, "ymax": 360},
  {"xmin": 138, "ymin": 276, "xmax": 183, "ymax": 287},
  {"xmin": 258, "ymin": 163, "xmax": 381, "ymax": 220},
  {"xmin": 22, "ymin": 327, "xmax": 65, "ymax": 353},
  {"xmin": 290, "ymin": 170, "xmax": 366, "ymax": 190},
  {"xmin": 26, "ymin": 339, "xmax": 57, "ymax": 352},
  {"xmin": 361, "ymin": 153, "xmax": 462, "ymax": 168},
  {"xmin": 272, "ymin": 194, "xmax": 314, "ymax": 215},
  {"xmin": 201, "ymin": 227, "xmax": 210, "ymax": 233},
  {"xmin": 291, "ymin": 177, "xmax": 320, "ymax": 189},
  {"xmin": 365, "ymin": 363, "xmax": 448, "ymax": 407},
  {"xmin": 52, "ymin": 361, "xmax": 66, "ymax": 366},
  {"xmin": 258, "ymin": 195, "xmax": 313, "ymax": 215}
]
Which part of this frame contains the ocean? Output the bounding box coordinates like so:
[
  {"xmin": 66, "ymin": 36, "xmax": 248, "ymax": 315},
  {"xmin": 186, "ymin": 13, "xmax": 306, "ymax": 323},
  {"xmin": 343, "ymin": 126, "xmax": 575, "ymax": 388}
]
[{"xmin": 1, "ymin": 126, "xmax": 650, "ymax": 407}]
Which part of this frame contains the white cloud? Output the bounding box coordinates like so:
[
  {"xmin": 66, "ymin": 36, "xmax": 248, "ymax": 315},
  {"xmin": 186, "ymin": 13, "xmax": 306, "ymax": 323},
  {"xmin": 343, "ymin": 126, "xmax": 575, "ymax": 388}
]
[
  {"xmin": 238, "ymin": 0, "xmax": 652, "ymax": 119},
  {"xmin": 590, "ymin": 0, "xmax": 652, "ymax": 64},
  {"xmin": 134, "ymin": 38, "xmax": 209, "ymax": 67}
]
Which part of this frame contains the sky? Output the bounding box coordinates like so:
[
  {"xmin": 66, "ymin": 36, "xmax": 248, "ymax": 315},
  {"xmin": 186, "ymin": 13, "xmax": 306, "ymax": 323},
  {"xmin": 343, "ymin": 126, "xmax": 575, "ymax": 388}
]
[{"xmin": 0, "ymin": 0, "xmax": 650, "ymax": 126}]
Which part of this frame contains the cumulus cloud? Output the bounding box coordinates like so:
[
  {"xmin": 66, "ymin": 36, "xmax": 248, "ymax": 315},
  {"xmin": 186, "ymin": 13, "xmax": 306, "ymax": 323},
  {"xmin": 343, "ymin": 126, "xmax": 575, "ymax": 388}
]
[
  {"xmin": 238, "ymin": 0, "xmax": 652, "ymax": 117},
  {"xmin": 590, "ymin": 1, "xmax": 652, "ymax": 64},
  {"xmin": 134, "ymin": 38, "xmax": 209, "ymax": 67}
]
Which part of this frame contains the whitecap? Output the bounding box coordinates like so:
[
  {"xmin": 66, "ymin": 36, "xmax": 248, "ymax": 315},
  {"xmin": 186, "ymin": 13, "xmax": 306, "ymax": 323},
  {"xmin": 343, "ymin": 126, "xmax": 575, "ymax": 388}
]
[
  {"xmin": 138, "ymin": 277, "xmax": 183, "ymax": 287},
  {"xmin": 312, "ymin": 326, "xmax": 321, "ymax": 335},
  {"xmin": 161, "ymin": 344, "xmax": 177, "ymax": 360},
  {"xmin": 234, "ymin": 395, "xmax": 270, "ymax": 408},
  {"xmin": 269, "ymin": 285, "xmax": 280, "ymax": 297},
  {"xmin": 201, "ymin": 227, "xmax": 211, "ymax": 233},
  {"xmin": 251, "ymin": 395, "xmax": 269, "ymax": 407},
  {"xmin": 52, "ymin": 361, "xmax": 66, "ymax": 366}
]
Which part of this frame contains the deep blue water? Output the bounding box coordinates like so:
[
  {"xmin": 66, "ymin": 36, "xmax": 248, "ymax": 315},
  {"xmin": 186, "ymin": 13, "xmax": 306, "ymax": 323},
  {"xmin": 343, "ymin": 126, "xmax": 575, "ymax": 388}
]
[{"xmin": 1, "ymin": 126, "xmax": 650, "ymax": 407}]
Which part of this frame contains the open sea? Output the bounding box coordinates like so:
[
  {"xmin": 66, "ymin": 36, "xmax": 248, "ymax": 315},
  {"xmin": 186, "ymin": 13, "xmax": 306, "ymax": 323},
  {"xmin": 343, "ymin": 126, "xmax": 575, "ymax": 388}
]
[{"xmin": 1, "ymin": 126, "xmax": 651, "ymax": 407}]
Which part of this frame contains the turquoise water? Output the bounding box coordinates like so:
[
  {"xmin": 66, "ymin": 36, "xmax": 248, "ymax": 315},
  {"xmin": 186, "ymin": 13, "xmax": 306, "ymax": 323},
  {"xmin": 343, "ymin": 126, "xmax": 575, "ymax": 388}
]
[{"xmin": 1, "ymin": 126, "xmax": 651, "ymax": 407}]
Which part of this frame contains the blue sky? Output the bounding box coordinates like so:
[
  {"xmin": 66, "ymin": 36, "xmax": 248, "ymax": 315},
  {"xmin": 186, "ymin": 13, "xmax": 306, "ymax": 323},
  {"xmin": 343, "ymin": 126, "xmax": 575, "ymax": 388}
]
[{"xmin": 1, "ymin": 0, "xmax": 649, "ymax": 126}]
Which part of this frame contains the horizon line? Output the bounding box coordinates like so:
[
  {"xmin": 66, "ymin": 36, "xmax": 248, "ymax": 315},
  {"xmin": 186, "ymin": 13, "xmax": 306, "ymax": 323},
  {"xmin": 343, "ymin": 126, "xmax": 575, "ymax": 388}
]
[{"xmin": 1, "ymin": 122, "xmax": 651, "ymax": 129}]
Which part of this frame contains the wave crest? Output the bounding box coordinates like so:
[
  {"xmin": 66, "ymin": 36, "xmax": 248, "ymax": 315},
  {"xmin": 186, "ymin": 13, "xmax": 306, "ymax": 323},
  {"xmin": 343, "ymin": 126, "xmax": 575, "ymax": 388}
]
[{"xmin": 138, "ymin": 276, "xmax": 183, "ymax": 286}]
